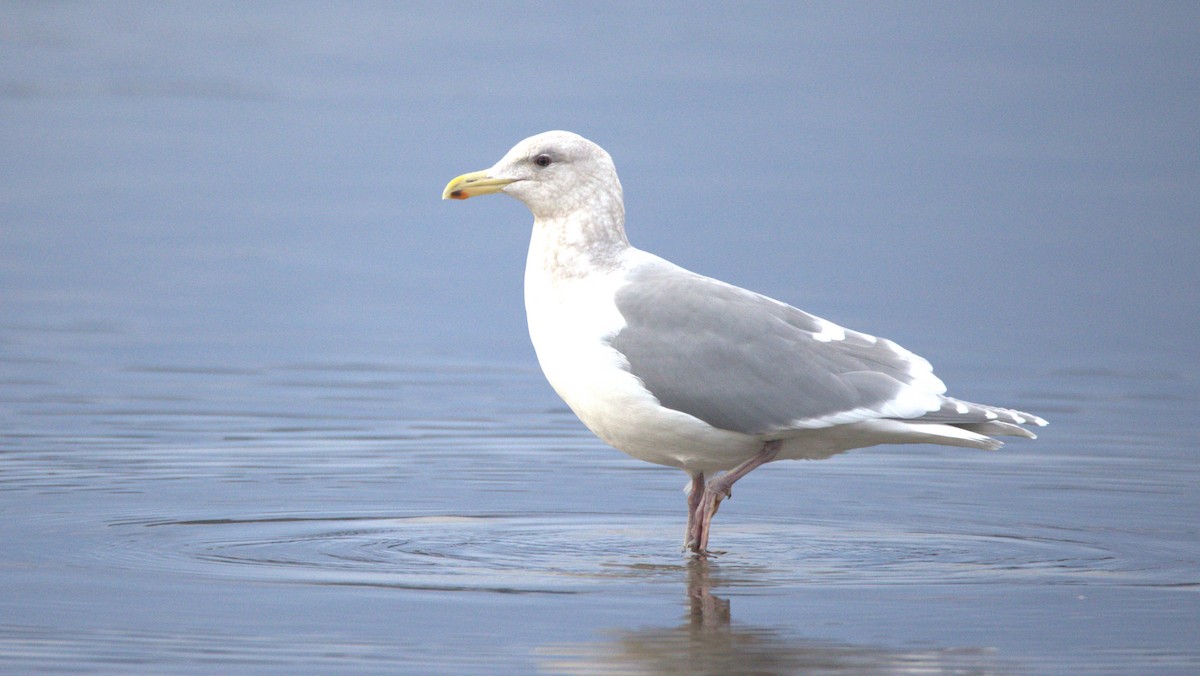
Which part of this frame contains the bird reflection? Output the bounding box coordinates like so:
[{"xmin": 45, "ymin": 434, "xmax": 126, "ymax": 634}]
[
  {"xmin": 684, "ymin": 558, "xmax": 730, "ymax": 632},
  {"xmin": 536, "ymin": 558, "xmax": 1008, "ymax": 675}
]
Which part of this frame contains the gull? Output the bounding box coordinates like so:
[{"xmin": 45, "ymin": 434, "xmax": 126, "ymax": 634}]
[{"xmin": 443, "ymin": 131, "xmax": 1046, "ymax": 556}]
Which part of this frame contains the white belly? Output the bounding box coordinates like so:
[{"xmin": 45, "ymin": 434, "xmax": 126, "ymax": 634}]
[
  {"xmin": 522, "ymin": 244, "xmax": 951, "ymax": 473},
  {"xmin": 524, "ymin": 249, "xmax": 758, "ymax": 472}
]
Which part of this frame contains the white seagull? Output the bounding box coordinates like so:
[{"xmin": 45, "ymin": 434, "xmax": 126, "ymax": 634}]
[{"xmin": 443, "ymin": 131, "xmax": 1046, "ymax": 556}]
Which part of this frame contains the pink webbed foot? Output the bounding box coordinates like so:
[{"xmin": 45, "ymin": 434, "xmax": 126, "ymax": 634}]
[{"xmin": 683, "ymin": 440, "xmax": 781, "ymax": 557}]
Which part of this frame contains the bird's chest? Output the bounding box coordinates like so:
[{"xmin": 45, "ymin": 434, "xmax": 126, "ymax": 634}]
[
  {"xmin": 523, "ymin": 260, "xmax": 666, "ymax": 438},
  {"xmin": 523, "ymin": 267, "xmax": 633, "ymax": 411},
  {"xmin": 522, "ymin": 269, "xmax": 753, "ymax": 470}
]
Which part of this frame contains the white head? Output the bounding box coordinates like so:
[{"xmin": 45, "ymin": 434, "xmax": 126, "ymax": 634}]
[{"xmin": 443, "ymin": 131, "xmax": 624, "ymax": 221}]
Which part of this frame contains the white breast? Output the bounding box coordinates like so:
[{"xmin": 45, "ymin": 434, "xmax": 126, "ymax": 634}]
[{"xmin": 523, "ymin": 241, "xmax": 756, "ymax": 472}]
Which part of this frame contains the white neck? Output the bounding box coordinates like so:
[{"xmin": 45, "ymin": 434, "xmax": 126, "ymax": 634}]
[{"xmin": 525, "ymin": 192, "xmax": 630, "ymax": 281}]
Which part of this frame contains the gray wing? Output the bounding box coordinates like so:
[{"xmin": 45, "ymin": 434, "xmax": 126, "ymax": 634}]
[{"xmin": 609, "ymin": 263, "xmax": 1042, "ymax": 436}]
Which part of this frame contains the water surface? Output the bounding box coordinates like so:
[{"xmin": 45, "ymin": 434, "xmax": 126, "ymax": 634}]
[{"xmin": 2, "ymin": 3, "xmax": 1198, "ymax": 673}]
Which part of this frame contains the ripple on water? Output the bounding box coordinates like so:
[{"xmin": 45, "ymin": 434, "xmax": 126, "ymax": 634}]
[{"xmin": 89, "ymin": 511, "xmax": 1175, "ymax": 594}]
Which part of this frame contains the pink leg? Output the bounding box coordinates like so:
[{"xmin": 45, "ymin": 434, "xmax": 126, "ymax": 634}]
[
  {"xmin": 684, "ymin": 472, "xmax": 706, "ymax": 550},
  {"xmin": 690, "ymin": 440, "xmax": 781, "ymax": 556}
]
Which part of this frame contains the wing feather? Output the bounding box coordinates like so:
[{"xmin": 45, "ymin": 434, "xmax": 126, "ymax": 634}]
[{"xmin": 609, "ymin": 263, "xmax": 947, "ymax": 435}]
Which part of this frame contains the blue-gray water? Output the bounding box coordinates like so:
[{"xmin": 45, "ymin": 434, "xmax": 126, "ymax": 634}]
[{"xmin": 2, "ymin": 3, "xmax": 1198, "ymax": 673}]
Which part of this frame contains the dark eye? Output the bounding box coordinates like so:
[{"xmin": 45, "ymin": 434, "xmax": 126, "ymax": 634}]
[{"xmin": 533, "ymin": 154, "xmax": 552, "ymax": 167}]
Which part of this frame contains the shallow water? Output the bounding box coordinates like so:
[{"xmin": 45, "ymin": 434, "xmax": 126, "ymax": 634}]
[
  {"xmin": 3, "ymin": 343, "xmax": 1197, "ymax": 672},
  {"xmin": 3, "ymin": 3, "xmax": 1199, "ymax": 673}
]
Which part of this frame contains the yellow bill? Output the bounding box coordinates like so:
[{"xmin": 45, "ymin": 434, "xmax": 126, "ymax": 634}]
[{"xmin": 442, "ymin": 170, "xmax": 516, "ymax": 200}]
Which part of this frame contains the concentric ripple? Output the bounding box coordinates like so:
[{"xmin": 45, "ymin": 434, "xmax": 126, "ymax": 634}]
[
  {"xmin": 92, "ymin": 512, "xmax": 1149, "ymax": 593},
  {"xmin": 101, "ymin": 513, "xmax": 686, "ymax": 593}
]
